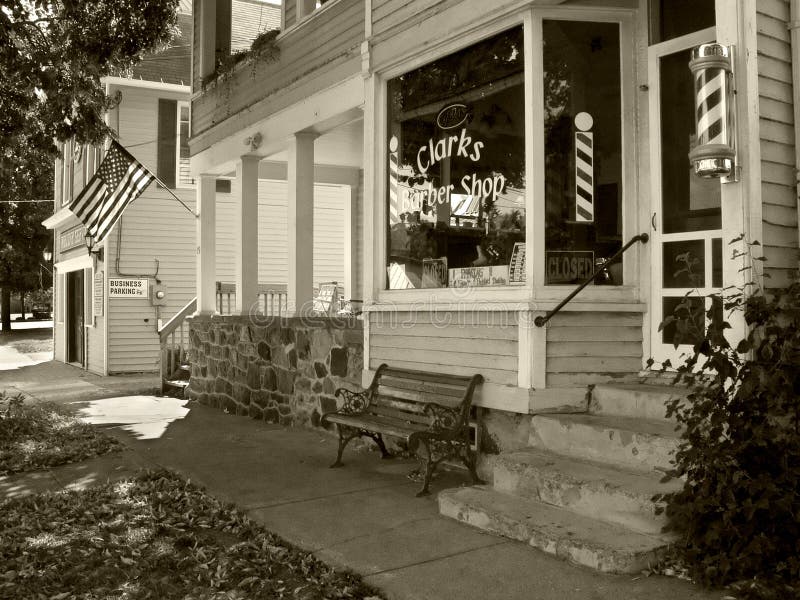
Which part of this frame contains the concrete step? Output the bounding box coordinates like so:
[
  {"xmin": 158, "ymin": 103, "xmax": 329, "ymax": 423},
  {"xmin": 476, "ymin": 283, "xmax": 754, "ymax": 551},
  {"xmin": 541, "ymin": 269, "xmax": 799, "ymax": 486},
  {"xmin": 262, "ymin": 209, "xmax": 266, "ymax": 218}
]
[
  {"xmin": 439, "ymin": 486, "xmax": 671, "ymax": 574},
  {"xmin": 529, "ymin": 413, "xmax": 680, "ymax": 473},
  {"xmin": 493, "ymin": 447, "xmax": 682, "ymax": 535},
  {"xmin": 590, "ymin": 383, "xmax": 688, "ymax": 421}
]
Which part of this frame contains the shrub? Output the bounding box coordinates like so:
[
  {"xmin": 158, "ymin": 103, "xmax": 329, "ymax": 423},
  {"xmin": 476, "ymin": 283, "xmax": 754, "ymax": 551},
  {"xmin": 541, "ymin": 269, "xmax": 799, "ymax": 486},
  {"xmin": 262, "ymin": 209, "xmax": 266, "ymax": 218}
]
[{"xmin": 655, "ymin": 245, "xmax": 800, "ymax": 599}]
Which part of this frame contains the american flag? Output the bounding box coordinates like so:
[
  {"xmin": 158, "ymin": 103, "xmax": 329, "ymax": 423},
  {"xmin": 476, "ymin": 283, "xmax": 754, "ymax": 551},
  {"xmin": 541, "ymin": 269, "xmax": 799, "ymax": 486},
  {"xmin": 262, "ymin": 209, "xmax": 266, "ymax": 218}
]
[{"xmin": 69, "ymin": 141, "xmax": 155, "ymax": 243}]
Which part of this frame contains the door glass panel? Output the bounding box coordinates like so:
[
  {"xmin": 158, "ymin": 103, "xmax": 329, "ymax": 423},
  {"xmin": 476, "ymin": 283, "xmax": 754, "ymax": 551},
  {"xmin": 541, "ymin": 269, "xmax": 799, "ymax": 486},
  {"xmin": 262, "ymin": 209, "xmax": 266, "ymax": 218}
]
[
  {"xmin": 543, "ymin": 20, "xmax": 623, "ymax": 285},
  {"xmin": 662, "ymin": 295, "xmax": 705, "ymax": 345},
  {"xmin": 650, "ymin": 0, "xmax": 715, "ymax": 45},
  {"xmin": 662, "ymin": 240, "xmax": 705, "ymax": 288},
  {"xmin": 712, "ymin": 237, "xmax": 722, "ymax": 287},
  {"xmin": 660, "ymin": 50, "xmax": 721, "ymax": 234}
]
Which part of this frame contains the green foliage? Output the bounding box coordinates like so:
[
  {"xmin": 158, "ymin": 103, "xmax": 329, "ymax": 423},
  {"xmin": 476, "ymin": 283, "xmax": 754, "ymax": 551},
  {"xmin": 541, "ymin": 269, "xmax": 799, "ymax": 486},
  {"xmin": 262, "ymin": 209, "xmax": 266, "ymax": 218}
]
[
  {"xmin": 654, "ymin": 242, "xmax": 800, "ymax": 599},
  {"xmin": 1, "ymin": 0, "xmax": 180, "ymax": 152},
  {"xmin": 0, "ymin": 392, "xmax": 121, "ymax": 476},
  {"xmin": 0, "ymin": 469, "xmax": 385, "ymax": 599},
  {"xmin": 201, "ymin": 29, "xmax": 281, "ymax": 90}
]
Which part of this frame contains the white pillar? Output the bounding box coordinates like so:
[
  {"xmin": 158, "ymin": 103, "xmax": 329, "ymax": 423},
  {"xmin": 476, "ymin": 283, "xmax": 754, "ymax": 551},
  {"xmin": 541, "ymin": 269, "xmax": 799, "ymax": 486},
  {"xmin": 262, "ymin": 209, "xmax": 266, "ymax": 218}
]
[
  {"xmin": 235, "ymin": 155, "xmax": 260, "ymax": 315},
  {"xmin": 287, "ymin": 132, "xmax": 317, "ymax": 316},
  {"xmin": 196, "ymin": 175, "xmax": 216, "ymax": 315}
]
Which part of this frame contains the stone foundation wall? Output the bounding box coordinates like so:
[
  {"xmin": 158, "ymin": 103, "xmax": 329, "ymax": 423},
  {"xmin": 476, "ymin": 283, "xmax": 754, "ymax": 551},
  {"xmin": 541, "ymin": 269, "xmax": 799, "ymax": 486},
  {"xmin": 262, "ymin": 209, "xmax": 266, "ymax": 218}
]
[{"xmin": 186, "ymin": 315, "xmax": 363, "ymax": 427}]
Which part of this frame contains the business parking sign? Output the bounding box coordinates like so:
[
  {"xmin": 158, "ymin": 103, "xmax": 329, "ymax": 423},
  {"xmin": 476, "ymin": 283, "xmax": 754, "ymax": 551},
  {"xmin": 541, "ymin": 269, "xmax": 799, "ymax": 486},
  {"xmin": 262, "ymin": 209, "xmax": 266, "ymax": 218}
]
[{"xmin": 108, "ymin": 278, "xmax": 148, "ymax": 298}]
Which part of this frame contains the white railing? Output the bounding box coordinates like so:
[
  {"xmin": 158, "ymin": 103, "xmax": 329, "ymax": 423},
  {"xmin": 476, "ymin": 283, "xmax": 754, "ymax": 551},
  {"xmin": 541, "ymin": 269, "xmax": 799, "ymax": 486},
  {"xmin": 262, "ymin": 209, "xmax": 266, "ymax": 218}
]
[
  {"xmin": 158, "ymin": 296, "xmax": 197, "ymax": 393},
  {"xmin": 216, "ymin": 282, "xmax": 288, "ymax": 316}
]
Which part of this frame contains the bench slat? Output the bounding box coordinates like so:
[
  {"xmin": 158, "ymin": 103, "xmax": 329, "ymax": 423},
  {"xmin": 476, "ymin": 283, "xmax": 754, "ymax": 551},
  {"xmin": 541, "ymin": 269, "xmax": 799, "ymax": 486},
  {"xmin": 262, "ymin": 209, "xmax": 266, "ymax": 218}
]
[
  {"xmin": 325, "ymin": 413, "xmax": 429, "ymax": 439},
  {"xmin": 382, "ymin": 367, "xmax": 475, "ymax": 387},
  {"xmin": 379, "ymin": 375, "xmax": 465, "ymax": 397},
  {"xmin": 376, "ymin": 385, "xmax": 464, "ymax": 410},
  {"xmin": 372, "ymin": 395, "xmax": 427, "ymax": 415},
  {"xmin": 368, "ymin": 403, "xmax": 432, "ymax": 425}
]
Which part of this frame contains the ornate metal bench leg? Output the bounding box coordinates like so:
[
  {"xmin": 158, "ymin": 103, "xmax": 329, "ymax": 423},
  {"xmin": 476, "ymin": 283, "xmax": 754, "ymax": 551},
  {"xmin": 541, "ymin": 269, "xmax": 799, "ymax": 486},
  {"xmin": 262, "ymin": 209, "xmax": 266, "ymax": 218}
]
[
  {"xmin": 370, "ymin": 433, "xmax": 393, "ymax": 459},
  {"xmin": 331, "ymin": 425, "xmax": 357, "ymax": 468},
  {"xmin": 415, "ymin": 440, "xmax": 434, "ymax": 497}
]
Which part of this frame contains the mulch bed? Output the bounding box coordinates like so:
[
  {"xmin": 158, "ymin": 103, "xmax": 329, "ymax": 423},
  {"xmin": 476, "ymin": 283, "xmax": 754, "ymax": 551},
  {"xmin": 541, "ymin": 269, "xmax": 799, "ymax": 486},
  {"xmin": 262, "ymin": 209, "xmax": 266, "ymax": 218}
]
[{"xmin": 0, "ymin": 470, "xmax": 384, "ymax": 599}]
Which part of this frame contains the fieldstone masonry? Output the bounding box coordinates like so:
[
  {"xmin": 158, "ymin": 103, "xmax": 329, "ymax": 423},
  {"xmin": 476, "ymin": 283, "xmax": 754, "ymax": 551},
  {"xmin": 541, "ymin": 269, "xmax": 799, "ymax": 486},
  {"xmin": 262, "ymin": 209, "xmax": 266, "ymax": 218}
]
[{"xmin": 186, "ymin": 315, "xmax": 364, "ymax": 427}]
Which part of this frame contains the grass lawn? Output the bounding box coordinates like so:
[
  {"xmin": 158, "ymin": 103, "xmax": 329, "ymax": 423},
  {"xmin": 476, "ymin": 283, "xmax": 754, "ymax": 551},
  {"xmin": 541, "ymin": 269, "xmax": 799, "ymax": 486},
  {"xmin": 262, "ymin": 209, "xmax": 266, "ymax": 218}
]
[
  {"xmin": 0, "ymin": 393, "xmax": 121, "ymax": 476},
  {"xmin": 0, "ymin": 470, "xmax": 384, "ymax": 599}
]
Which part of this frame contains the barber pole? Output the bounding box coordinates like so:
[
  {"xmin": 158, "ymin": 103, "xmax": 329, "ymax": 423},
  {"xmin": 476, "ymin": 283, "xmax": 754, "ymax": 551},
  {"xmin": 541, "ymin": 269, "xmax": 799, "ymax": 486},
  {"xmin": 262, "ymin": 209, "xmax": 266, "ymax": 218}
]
[
  {"xmin": 688, "ymin": 44, "xmax": 735, "ymax": 177},
  {"xmin": 388, "ymin": 136, "xmax": 400, "ymax": 224},
  {"xmin": 574, "ymin": 112, "xmax": 594, "ymax": 223}
]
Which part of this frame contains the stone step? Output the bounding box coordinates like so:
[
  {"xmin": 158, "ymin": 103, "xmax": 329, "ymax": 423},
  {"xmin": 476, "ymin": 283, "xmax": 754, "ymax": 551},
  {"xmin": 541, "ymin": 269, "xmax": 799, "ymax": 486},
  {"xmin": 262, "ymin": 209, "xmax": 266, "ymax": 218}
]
[
  {"xmin": 529, "ymin": 413, "xmax": 680, "ymax": 472},
  {"xmin": 439, "ymin": 486, "xmax": 671, "ymax": 574},
  {"xmin": 590, "ymin": 383, "xmax": 688, "ymax": 421},
  {"xmin": 493, "ymin": 447, "xmax": 682, "ymax": 535}
]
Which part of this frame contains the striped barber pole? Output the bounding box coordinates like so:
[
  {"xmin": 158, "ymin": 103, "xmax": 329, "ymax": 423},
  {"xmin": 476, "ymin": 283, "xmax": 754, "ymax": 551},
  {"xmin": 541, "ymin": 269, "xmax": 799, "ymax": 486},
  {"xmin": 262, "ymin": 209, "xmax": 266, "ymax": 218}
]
[
  {"xmin": 388, "ymin": 136, "xmax": 400, "ymax": 225},
  {"xmin": 574, "ymin": 112, "xmax": 594, "ymax": 223},
  {"xmin": 694, "ymin": 67, "xmax": 728, "ymax": 147}
]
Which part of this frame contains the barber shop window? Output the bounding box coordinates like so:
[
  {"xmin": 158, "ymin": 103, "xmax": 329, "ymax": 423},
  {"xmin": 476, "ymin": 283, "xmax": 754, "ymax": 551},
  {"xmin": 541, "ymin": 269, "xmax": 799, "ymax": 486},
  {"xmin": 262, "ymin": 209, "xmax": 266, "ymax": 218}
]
[
  {"xmin": 386, "ymin": 26, "xmax": 526, "ymax": 290},
  {"xmin": 543, "ymin": 20, "xmax": 623, "ymax": 285}
]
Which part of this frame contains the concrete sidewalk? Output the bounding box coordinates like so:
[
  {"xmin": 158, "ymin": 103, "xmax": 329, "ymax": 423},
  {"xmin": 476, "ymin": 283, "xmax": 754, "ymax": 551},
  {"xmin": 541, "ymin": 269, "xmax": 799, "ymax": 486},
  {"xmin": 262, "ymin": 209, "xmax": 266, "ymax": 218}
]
[{"xmin": 0, "ymin": 363, "xmax": 724, "ymax": 600}]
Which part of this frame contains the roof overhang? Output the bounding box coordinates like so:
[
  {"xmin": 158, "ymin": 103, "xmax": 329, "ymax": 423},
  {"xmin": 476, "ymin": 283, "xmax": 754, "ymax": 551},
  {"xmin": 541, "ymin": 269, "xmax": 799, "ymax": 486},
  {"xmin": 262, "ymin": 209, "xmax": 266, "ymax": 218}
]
[{"xmin": 42, "ymin": 207, "xmax": 77, "ymax": 230}]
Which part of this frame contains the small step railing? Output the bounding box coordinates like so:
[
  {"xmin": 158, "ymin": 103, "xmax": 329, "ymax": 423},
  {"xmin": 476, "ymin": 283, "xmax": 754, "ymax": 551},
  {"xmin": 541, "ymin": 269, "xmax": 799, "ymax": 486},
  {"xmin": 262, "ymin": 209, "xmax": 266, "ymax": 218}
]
[
  {"xmin": 216, "ymin": 282, "xmax": 288, "ymax": 316},
  {"xmin": 534, "ymin": 233, "xmax": 649, "ymax": 328},
  {"xmin": 158, "ymin": 296, "xmax": 197, "ymax": 394}
]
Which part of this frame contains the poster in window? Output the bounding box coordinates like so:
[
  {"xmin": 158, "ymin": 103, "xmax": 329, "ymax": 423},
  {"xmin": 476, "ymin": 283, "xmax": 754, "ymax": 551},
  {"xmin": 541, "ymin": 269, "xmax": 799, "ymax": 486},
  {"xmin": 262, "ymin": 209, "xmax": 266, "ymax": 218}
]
[{"xmin": 422, "ymin": 258, "xmax": 448, "ymax": 288}]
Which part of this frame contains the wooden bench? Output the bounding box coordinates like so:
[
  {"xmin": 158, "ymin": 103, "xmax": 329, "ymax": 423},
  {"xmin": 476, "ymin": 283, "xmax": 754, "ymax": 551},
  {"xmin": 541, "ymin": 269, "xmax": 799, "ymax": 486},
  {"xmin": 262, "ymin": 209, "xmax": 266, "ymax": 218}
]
[{"xmin": 320, "ymin": 363, "xmax": 484, "ymax": 496}]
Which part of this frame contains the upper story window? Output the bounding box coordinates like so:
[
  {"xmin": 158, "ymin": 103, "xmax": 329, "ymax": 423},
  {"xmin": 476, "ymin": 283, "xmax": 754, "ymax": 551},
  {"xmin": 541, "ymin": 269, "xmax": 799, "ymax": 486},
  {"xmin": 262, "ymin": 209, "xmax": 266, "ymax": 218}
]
[
  {"xmin": 157, "ymin": 98, "xmax": 194, "ymax": 188},
  {"xmin": 385, "ymin": 26, "xmax": 526, "ymax": 290}
]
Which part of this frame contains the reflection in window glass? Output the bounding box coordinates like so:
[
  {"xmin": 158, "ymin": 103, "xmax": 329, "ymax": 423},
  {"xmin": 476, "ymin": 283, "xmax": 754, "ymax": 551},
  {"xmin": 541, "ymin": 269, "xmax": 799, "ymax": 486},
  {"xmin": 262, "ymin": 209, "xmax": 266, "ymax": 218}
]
[
  {"xmin": 660, "ymin": 50, "xmax": 720, "ymax": 234},
  {"xmin": 662, "ymin": 239, "xmax": 705, "ymax": 288},
  {"xmin": 543, "ymin": 20, "xmax": 622, "ymax": 285},
  {"xmin": 385, "ymin": 27, "xmax": 526, "ymax": 290},
  {"xmin": 662, "ymin": 295, "xmax": 705, "ymax": 345}
]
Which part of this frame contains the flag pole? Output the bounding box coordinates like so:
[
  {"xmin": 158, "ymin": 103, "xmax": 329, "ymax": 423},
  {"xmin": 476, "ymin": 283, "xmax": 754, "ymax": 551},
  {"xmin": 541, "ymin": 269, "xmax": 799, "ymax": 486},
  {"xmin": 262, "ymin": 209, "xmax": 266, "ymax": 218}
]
[{"xmin": 150, "ymin": 173, "xmax": 199, "ymax": 218}]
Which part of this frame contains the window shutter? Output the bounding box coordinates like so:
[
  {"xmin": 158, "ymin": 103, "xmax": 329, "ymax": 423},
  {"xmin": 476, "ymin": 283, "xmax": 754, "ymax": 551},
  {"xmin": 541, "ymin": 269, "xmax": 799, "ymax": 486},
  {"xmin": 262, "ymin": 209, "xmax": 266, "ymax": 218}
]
[{"xmin": 157, "ymin": 99, "xmax": 177, "ymax": 188}]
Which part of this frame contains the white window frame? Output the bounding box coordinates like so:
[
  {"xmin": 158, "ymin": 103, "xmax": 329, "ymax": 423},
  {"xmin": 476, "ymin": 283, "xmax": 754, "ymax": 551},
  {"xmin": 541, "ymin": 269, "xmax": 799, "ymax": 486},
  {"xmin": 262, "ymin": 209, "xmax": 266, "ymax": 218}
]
[
  {"xmin": 175, "ymin": 100, "xmax": 195, "ymax": 189},
  {"xmin": 372, "ymin": 6, "xmax": 639, "ymax": 309},
  {"xmin": 530, "ymin": 6, "xmax": 637, "ymax": 303},
  {"xmin": 374, "ymin": 11, "xmax": 531, "ymax": 307}
]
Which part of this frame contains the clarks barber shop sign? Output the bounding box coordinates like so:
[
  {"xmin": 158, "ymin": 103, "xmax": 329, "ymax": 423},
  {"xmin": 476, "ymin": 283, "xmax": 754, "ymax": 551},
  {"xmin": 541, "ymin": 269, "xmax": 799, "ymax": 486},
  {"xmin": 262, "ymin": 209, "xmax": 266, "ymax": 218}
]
[{"xmin": 400, "ymin": 104, "xmax": 505, "ymax": 214}]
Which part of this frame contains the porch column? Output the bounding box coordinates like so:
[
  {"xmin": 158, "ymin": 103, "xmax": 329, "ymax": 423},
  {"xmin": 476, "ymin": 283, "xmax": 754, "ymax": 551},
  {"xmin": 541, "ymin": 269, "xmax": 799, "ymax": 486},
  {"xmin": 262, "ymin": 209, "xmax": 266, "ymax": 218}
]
[
  {"xmin": 235, "ymin": 155, "xmax": 260, "ymax": 314},
  {"xmin": 196, "ymin": 174, "xmax": 216, "ymax": 315},
  {"xmin": 197, "ymin": 0, "xmax": 216, "ymax": 80},
  {"xmin": 343, "ymin": 171, "xmax": 361, "ymax": 302},
  {"xmin": 287, "ymin": 132, "xmax": 317, "ymax": 316}
]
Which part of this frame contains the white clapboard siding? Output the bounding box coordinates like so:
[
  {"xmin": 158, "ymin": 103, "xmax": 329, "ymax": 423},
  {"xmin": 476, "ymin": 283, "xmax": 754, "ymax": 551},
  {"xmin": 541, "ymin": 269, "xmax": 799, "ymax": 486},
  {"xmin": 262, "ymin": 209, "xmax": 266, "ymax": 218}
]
[
  {"xmin": 86, "ymin": 268, "xmax": 105, "ymax": 375},
  {"xmin": 231, "ymin": 0, "xmax": 282, "ymax": 53},
  {"xmin": 757, "ymin": 0, "xmax": 800, "ymax": 289},
  {"xmin": 106, "ymin": 86, "xmax": 197, "ymax": 373},
  {"xmin": 545, "ymin": 312, "xmax": 643, "ymax": 387},
  {"xmin": 369, "ymin": 311, "xmax": 519, "ymax": 385},
  {"xmin": 216, "ymin": 180, "xmax": 347, "ymax": 288}
]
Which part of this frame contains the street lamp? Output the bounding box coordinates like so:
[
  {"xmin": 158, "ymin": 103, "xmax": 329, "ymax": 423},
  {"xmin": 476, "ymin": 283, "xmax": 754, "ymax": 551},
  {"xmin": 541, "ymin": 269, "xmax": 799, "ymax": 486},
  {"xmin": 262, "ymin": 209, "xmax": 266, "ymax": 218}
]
[
  {"xmin": 84, "ymin": 233, "xmax": 104, "ymax": 262},
  {"xmin": 42, "ymin": 249, "xmax": 52, "ymax": 263}
]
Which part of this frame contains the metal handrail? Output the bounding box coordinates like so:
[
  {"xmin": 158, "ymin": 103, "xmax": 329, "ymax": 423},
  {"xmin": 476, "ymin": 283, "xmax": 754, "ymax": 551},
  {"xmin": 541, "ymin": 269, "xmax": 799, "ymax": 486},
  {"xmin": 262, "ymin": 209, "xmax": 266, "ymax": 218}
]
[{"xmin": 534, "ymin": 233, "xmax": 649, "ymax": 328}]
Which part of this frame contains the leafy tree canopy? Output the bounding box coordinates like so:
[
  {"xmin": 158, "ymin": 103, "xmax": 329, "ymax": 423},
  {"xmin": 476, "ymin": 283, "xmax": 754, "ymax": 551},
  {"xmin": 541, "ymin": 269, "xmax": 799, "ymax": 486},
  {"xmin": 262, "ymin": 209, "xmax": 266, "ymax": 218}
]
[{"xmin": 0, "ymin": 0, "xmax": 180, "ymax": 157}]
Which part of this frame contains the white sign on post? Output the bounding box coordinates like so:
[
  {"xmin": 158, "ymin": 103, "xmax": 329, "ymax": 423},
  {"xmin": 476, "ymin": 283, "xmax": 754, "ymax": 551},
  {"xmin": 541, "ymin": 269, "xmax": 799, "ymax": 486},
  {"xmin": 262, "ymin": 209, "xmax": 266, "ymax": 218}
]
[{"xmin": 108, "ymin": 278, "xmax": 148, "ymax": 298}]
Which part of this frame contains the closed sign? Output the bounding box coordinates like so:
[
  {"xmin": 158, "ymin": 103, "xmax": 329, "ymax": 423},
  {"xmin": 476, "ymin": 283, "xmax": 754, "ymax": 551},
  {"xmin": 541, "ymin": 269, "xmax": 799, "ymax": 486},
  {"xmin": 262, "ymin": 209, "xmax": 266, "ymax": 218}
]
[
  {"xmin": 108, "ymin": 278, "xmax": 148, "ymax": 298},
  {"xmin": 546, "ymin": 251, "xmax": 595, "ymax": 284}
]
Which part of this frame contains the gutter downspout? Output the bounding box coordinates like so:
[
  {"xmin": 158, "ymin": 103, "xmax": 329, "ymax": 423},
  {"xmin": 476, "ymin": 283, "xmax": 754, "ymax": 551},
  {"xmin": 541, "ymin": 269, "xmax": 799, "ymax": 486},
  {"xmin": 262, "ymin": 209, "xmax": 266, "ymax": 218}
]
[{"xmin": 789, "ymin": 1, "xmax": 800, "ymax": 253}]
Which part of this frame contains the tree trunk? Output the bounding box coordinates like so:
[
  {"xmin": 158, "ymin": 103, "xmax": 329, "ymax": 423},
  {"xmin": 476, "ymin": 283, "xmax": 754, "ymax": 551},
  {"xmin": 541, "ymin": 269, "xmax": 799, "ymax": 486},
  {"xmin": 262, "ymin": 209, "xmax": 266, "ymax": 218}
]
[
  {"xmin": 19, "ymin": 290, "xmax": 25, "ymax": 320},
  {"xmin": 1, "ymin": 288, "xmax": 11, "ymax": 333}
]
